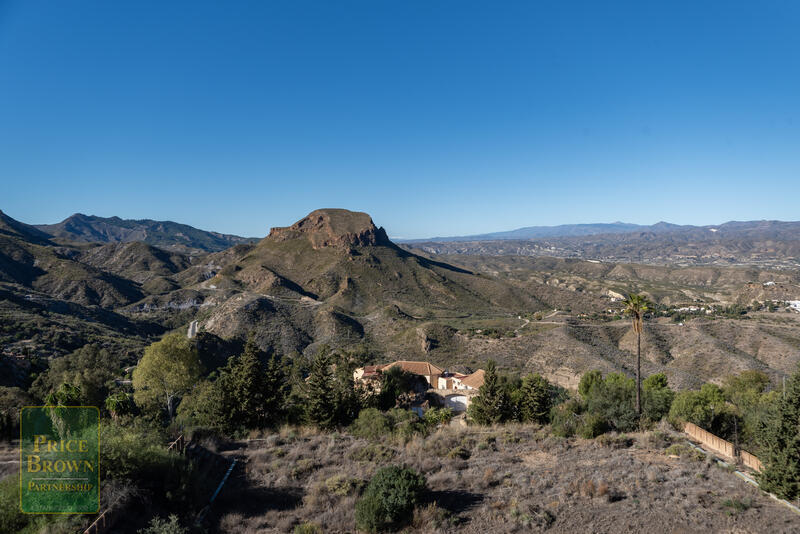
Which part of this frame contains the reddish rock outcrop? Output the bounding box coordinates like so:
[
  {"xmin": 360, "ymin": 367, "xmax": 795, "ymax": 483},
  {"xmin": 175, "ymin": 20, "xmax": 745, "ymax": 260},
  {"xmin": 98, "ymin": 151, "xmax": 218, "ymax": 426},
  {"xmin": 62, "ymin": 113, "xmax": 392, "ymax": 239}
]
[{"xmin": 268, "ymin": 209, "xmax": 392, "ymax": 249}]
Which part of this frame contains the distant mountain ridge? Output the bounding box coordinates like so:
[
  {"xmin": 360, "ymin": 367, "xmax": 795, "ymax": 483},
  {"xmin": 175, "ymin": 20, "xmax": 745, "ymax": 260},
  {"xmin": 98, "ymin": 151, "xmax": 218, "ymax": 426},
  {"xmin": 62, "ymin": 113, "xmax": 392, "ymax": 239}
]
[
  {"xmin": 405, "ymin": 219, "xmax": 800, "ymax": 268},
  {"xmin": 403, "ymin": 221, "xmax": 708, "ymax": 243},
  {"xmin": 35, "ymin": 213, "xmax": 257, "ymax": 252}
]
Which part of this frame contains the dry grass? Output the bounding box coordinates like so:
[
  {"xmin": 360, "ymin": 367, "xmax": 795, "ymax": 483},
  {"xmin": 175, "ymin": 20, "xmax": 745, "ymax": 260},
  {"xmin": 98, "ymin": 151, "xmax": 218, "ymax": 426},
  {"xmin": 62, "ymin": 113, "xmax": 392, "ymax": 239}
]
[
  {"xmin": 0, "ymin": 440, "xmax": 19, "ymax": 480},
  {"xmin": 205, "ymin": 425, "xmax": 800, "ymax": 533}
]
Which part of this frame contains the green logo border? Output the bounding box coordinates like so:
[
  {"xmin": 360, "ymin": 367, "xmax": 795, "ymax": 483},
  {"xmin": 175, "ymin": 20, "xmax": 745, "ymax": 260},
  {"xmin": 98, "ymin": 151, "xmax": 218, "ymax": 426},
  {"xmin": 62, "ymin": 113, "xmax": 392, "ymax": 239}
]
[{"xmin": 19, "ymin": 406, "xmax": 101, "ymax": 515}]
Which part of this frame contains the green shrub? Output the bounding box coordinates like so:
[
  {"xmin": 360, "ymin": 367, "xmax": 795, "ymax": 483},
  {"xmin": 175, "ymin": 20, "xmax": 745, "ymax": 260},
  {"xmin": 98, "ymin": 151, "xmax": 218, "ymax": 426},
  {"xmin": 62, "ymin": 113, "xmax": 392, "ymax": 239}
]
[
  {"xmin": 423, "ymin": 407, "xmax": 454, "ymax": 428},
  {"xmin": 665, "ymin": 443, "xmax": 689, "ymax": 456},
  {"xmin": 550, "ymin": 398, "xmax": 583, "ymax": 437},
  {"xmin": 350, "ymin": 408, "xmax": 393, "ymax": 440},
  {"xmin": 722, "ymin": 497, "xmax": 753, "ymax": 515},
  {"xmin": 324, "ymin": 474, "xmax": 364, "ymax": 496},
  {"xmin": 290, "ymin": 458, "xmax": 319, "ymax": 479},
  {"xmin": 642, "ymin": 373, "xmax": 675, "ymax": 423},
  {"xmin": 138, "ymin": 515, "xmax": 187, "ymax": 534},
  {"xmin": 669, "ymin": 383, "xmax": 738, "ymax": 437},
  {"xmin": 585, "ymin": 372, "xmax": 638, "ymax": 432},
  {"xmin": 578, "ymin": 370, "xmax": 603, "ymax": 398},
  {"xmin": 349, "ymin": 443, "xmax": 396, "ymax": 463},
  {"xmin": 596, "ymin": 433, "xmax": 633, "ymax": 448},
  {"xmin": 644, "ymin": 430, "xmax": 672, "ymax": 449},
  {"xmin": 0, "ymin": 476, "xmax": 82, "ymax": 534},
  {"xmin": 578, "ymin": 413, "xmax": 608, "ymax": 439},
  {"xmin": 665, "ymin": 443, "xmax": 705, "ymax": 461},
  {"xmin": 446, "ymin": 445, "xmax": 471, "ymax": 460},
  {"xmin": 388, "ymin": 409, "xmax": 424, "ymax": 441},
  {"xmin": 355, "ymin": 465, "xmax": 426, "ymax": 532},
  {"xmin": 99, "ymin": 421, "xmax": 203, "ymax": 507},
  {"xmin": 350, "ymin": 408, "xmax": 424, "ymax": 442},
  {"xmin": 355, "ymin": 493, "xmax": 388, "ymax": 533},
  {"xmin": 0, "ymin": 477, "xmax": 27, "ymax": 533},
  {"xmin": 294, "ymin": 522, "xmax": 323, "ymax": 534}
]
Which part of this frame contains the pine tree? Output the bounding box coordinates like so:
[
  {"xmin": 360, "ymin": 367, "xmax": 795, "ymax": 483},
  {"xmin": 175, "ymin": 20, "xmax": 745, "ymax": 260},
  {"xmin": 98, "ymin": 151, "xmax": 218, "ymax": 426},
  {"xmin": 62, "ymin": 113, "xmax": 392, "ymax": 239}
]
[
  {"xmin": 224, "ymin": 336, "xmax": 269, "ymax": 429},
  {"xmin": 758, "ymin": 365, "xmax": 800, "ymax": 500},
  {"xmin": 331, "ymin": 354, "xmax": 361, "ymax": 427},
  {"xmin": 263, "ymin": 352, "xmax": 288, "ymax": 426},
  {"xmin": 468, "ymin": 360, "xmax": 509, "ymax": 425},
  {"xmin": 305, "ymin": 349, "xmax": 337, "ymax": 430},
  {"xmin": 518, "ymin": 373, "xmax": 552, "ymax": 424}
]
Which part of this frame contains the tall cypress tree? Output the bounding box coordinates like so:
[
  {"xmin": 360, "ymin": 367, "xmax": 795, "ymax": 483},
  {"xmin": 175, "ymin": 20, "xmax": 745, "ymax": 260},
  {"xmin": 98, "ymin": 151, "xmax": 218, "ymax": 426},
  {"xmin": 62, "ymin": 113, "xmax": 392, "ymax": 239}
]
[
  {"xmin": 518, "ymin": 373, "xmax": 552, "ymax": 424},
  {"xmin": 219, "ymin": 336, "xmax": 270, "ymax": 430},
  {"xmin": 233, "ymin": 336, "xmax": 270, "ymax": 428},
  {"xmin": 468, "ymin": 360, "xmax": 509, "ymax": 425},
  {"xmin": 758, "ymin": 365, "xmax": 800, "ymax": 500},
  {"xmin": 331, "ymin": 353, "xmax": 361, "ymax": 427},
  {"xmin": 263, "ymin": 352, "xmax": 288, "ymax": 426},
  {"xmin": 305, "ymin": 349, "xmax": 337, "ymax": 430}
]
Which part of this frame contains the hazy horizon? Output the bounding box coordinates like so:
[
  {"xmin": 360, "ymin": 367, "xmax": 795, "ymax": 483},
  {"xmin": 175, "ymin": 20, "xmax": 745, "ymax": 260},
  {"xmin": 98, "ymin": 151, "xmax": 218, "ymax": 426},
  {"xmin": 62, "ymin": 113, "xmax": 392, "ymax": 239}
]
[{"xmin": 4, "ymin": 206, "xmax": 800, "ymax": 242}]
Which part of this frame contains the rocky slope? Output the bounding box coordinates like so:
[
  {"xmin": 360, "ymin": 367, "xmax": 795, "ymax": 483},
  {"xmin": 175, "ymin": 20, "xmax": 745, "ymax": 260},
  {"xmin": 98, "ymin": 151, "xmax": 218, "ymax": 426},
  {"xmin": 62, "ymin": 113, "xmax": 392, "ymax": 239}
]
[
  {"xmin": 179, "ymin": 209, "xmax": 556, "ymax": 356},
  {"xmin": 268, "ymin": 208, "xmax": 392, "ymax": 248}
]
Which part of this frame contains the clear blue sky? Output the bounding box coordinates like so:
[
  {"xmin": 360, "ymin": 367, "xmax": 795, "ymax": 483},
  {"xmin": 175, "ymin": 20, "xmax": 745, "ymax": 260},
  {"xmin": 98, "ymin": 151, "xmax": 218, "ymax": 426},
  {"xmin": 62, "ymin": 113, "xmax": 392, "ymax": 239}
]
[{"xmin": 1, "ymin": 1, "xmax": 798, "ymax": 239}]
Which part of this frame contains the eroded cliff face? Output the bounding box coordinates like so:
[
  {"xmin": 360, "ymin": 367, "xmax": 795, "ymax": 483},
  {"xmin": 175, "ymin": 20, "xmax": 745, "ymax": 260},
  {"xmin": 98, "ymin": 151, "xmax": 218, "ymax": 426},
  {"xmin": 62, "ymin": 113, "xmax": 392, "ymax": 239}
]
[{"xmin": 267, "ymin": 208, "xmax": 391, "ymax": 249}]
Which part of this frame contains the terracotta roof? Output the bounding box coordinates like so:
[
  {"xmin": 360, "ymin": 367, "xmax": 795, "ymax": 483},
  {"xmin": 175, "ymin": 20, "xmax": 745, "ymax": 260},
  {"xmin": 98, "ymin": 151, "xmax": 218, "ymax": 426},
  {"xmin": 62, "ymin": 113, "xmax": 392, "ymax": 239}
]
[
  {"xmin": 379, "ymin": 360, "xmax": 444, "ymax": 377},
  {"xmin": 460, "ymin": 369, "xmax": 485, "ymax": 389}
]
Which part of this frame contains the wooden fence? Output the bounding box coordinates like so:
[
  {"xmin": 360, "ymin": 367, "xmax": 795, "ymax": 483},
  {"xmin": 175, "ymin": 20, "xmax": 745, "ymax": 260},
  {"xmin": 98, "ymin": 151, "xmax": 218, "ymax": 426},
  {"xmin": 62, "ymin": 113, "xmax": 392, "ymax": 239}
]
[
  {"xmin": 683, "ymin": 422, "xmax": 763, "ymax": 472},
  {"xmin": 740, "ymin": 449, "xmax": 764, "ymax": 473},
  {"xmin": 83, "ymin": 506, "xmax": 118, "ymax": 534},
  {"xmin": 168, "ymin": 434, "xmax": 186, "ymax": 454}
]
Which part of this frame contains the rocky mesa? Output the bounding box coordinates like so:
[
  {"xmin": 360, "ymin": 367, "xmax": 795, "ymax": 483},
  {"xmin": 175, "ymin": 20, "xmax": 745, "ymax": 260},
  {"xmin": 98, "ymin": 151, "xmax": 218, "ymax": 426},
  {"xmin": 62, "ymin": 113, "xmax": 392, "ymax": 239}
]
[{"xmin": 267, "ymin": 208, "xmax": 392, "ymax": 249}]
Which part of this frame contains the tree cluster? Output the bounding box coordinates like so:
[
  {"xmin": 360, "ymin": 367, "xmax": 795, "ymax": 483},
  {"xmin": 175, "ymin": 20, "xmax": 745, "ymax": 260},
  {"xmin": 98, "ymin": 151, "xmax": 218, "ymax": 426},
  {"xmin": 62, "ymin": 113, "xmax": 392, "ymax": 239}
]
[
  {"xmin": 551, "ymin": 370, "xmax": 674, "ymax": 438},
  {"xmin": 468, "ymin": 360, "xmax": 558, "ymax": 425}
]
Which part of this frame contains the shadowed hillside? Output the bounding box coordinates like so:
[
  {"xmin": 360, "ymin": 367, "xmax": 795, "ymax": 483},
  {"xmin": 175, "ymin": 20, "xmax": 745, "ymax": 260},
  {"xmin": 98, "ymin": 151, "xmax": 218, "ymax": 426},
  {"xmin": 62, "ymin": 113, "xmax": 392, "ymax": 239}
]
[{"xmin": 35, "ymin": 213, "xmax": 257, "ymax": 252}]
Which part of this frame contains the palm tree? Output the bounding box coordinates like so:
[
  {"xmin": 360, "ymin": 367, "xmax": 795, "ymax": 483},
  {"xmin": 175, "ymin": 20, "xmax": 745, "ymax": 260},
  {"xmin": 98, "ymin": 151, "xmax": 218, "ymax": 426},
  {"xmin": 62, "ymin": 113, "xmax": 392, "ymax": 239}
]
[{"xmin": 622, "ymin": 293, "xmax": 651, "ymax": 416}]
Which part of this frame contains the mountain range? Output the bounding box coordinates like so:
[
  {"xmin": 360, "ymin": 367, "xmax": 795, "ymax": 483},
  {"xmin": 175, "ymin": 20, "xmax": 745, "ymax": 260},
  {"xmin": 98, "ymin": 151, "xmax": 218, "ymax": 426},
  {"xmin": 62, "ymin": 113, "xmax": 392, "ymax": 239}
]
[
  {"xmin": 405, "ymin": 220, "xmax": 800, "ymax": 269},
  {"xmin": 23, "ymin": 211, "xmax": 800, "ymax": 268},
  {"xmin": 33, "ymin": 213, "xmax": 257, "ymax": 253},
  {"xmin": 2, "ymin": 207, "xmax": 799, "ymax": 392},
  {"xmin": 402, "ymin": 222, "xmax": 676, "ymax": 242},
  {"xmin": 402, "ymin": 220, "xmax": 799, "ymax": 243}
]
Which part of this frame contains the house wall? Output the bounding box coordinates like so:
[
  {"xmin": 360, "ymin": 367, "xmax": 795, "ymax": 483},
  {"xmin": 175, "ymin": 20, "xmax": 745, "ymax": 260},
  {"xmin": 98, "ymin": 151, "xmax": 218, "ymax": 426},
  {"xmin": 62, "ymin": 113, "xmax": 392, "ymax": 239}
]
[{"xmin": 445, "ymin": 394, "xmax": 469, "ymax": 412}]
